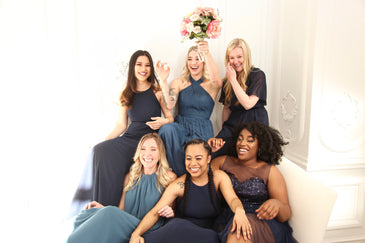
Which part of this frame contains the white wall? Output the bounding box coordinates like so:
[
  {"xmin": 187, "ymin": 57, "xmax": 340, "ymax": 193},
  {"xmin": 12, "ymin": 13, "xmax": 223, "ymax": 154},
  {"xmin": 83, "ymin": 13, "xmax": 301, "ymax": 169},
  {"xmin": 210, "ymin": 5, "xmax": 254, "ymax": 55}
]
[{"xmin": 1, "ymin": 0, "xmax": 364, "ymax": 242}]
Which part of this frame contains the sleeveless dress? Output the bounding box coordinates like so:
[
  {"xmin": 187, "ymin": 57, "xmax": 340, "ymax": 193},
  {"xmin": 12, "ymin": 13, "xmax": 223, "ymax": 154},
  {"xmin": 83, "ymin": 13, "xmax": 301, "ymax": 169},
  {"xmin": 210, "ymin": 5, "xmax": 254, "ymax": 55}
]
[
  {"xmin": 213, "ymin": 68, "xmax": 269, "ymax": 158},
  {"xmin": 159, "ymin": 76, "xmax": 214, "ymax": 176},
  {"xmin": 216, "ymin": 157, "xmax": 296, "ymax": 243},
  {"xmin": 67, "ymin": 173, "xmax": 165, "ymax": 243},
  {"xmin": 144, "ymin": 179, "xmax": 220, "ymax": 243},
  {"xmin": 92, "ymin": 87, "xmax": 161, "ymax": 206}
]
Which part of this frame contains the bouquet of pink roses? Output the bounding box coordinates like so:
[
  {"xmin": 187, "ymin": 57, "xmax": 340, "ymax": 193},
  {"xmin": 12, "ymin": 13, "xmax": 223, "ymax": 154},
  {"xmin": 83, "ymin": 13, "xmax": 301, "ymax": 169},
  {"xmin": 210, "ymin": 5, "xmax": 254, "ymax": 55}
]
[{"xmin": 180, "ymin": 7, "xmax": 222, "ymax": 42}]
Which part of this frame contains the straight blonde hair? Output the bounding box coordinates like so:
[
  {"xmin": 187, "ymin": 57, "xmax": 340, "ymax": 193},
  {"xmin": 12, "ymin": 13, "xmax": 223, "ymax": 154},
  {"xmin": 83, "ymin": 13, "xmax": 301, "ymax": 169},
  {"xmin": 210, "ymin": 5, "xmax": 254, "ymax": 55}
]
[
  {"xmin": 124, "ymin": 133, "xmax": 171, "ymax": 193},
  {"xmin": 223, "ymin": 38, "xmax": 254, "ymax": 106}
]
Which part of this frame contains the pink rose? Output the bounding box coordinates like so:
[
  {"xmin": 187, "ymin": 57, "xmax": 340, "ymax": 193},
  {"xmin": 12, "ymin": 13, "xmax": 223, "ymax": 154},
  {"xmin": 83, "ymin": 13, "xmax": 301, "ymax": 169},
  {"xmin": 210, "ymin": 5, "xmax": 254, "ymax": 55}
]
[
  {"xmin": 206, "ymin": 20, "xmax": 221, "ymax": 39},
  {"xmin": 180, "ymin": 18, "xmax": 191, "ymax": 36}
]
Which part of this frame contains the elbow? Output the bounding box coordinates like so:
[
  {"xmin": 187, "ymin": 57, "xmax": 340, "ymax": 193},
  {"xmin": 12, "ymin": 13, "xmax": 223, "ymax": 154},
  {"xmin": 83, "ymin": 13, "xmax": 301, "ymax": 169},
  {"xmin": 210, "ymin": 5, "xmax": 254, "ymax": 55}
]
[{"xmin": 242, "ymin": 103, "xmax": 254, "ymax": 110}]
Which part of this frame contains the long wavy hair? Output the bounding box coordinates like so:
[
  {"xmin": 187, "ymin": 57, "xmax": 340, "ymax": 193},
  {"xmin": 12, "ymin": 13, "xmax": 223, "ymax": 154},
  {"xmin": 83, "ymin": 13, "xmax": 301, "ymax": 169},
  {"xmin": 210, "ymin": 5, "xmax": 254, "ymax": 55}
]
[
  {"xmin": 181, "ymin": 46, "xmax": 209, "ymax": 83},
  {"xmin": 223, "ymin": 38, "xmax": 254, "ymax": 106},
  {"xmin": 228, "ymin": 122, "xmax": 288, "ymax": 165},
  {"xmin": 124, "ymin": 133, "xmax": 171, "ymax": 193},
  {"xmin": 181, "ymin": 139, "xmax": 220, "ymax": 216},
  {"xmin": 119, "ymin": 50, "xmax": 160, "ymax": 107}
]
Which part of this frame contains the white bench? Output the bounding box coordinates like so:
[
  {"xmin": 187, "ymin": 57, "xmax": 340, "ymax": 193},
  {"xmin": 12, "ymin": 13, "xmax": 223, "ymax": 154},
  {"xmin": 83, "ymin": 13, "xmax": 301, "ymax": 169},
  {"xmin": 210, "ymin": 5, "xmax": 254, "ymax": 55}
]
[{"xmin": 277, "ymin": 158, "xmax": 337, "ymax": 243}]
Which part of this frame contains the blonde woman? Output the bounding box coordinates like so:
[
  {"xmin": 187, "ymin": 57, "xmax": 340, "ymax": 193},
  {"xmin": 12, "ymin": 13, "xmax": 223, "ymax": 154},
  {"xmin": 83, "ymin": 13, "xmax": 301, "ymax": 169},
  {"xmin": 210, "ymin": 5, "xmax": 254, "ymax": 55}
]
[
  {"xmin": 67, "ymin": 133, "xmax": 177, "ymax": 243},
  {"xmin": 210, "ymin": 38, "xmax": 269, "ymax": 158},
  {"xmin": 156, "ymin": 41, "xmax": 222, "ymax": 176}
]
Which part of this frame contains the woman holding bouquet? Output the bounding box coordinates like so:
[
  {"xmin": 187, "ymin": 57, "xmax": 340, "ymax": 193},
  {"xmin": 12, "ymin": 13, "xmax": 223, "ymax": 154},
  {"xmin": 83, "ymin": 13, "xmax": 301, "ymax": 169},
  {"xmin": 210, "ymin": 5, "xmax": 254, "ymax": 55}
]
[
  {"xmin": 67, "ymin": 133, "xmax": 177, "ymax": 243},
  {"xmin": 210, "ymin": 38, "xmax": 269, "ymax": 158},
  {"xmin": 156, "ymin": 41, "xmax": 222, "ymax": 176},
  {"xmin": 92, "ymin": 50, "xmax": 173, "ymax": 206}
]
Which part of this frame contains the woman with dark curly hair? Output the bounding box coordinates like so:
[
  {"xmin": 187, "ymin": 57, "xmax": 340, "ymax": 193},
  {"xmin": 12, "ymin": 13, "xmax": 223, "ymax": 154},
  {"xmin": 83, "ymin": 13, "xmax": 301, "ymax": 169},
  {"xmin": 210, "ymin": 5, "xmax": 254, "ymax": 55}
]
[{"xmin": 210, "ymin": 122, "xmax": 296, "ymax": 243}]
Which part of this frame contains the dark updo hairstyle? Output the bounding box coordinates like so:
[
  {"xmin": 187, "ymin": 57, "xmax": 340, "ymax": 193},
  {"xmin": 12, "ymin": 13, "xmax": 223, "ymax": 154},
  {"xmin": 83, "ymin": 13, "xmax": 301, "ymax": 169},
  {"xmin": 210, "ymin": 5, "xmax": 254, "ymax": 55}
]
[
  {"xmin": 119, "ymin": 50, "xmax": 160, "ymax": 107},
  {"xmin": 181, "ymin": 139, "xmax": 220, "ymax": 216},
  {"xmin": 229, "ymin": 121, "xmax": 288, "ymax": 165}
]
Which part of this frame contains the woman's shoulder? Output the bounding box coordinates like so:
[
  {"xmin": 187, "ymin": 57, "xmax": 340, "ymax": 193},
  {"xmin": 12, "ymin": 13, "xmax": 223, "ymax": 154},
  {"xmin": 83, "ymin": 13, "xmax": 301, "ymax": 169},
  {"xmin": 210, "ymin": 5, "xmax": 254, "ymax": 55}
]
[{"xmin": 249, "ymin": 67, "xmax": 266, "ymax": 78}]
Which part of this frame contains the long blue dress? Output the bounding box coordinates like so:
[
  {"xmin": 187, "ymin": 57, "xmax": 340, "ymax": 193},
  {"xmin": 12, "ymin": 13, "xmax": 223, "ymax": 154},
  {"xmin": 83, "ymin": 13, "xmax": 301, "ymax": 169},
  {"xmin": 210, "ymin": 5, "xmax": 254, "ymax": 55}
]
[
  {"xmin": 92, "ymin": 87, "xmax": 161, "ymax": 206},
  {"xmin": 67, "ymin": 173, "xmax": 165, "ymax": 243},
  {"xmin": 159, "ymin": 76, "xmax": 214, "ymax": 176},
  {"xmin": 216, "ymin": 157, "xmax": 296, "ymax": 243},
  {"xmin": 213, "ymin": 68, "xmax": 269, "ymax": 158},
  {"xmin": 144, "ymin": 178, "xmax": 220, "ymax": 243}
]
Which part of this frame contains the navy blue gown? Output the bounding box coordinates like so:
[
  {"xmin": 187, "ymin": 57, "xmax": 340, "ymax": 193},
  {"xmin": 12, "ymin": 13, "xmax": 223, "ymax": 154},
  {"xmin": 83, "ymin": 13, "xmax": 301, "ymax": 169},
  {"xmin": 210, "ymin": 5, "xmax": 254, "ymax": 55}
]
[
  {"xmin": 144, "ymin": 179, "xmax": 220, "ymax": 243},
  {"xmin": 216, "ymin": 157, "xmax": 296, "ymax": 243},
  {"xmin": 159, "ymin": 76, "xmax": 214, "ymax": 176},
  {"xmin": 213, "ymin": 68, "xmax": 269, "ymax": 158},
  {"xmin": 92, "ymin": 87, "xmax": 161, "ymax": 206}
]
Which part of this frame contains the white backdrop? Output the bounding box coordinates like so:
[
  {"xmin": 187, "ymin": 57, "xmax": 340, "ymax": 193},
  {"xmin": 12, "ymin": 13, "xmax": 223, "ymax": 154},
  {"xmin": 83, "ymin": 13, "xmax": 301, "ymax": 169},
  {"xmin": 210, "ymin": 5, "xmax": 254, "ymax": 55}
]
[{"xmin": 0, "ymin": 0, "xmax": 274, "ymax": 242}]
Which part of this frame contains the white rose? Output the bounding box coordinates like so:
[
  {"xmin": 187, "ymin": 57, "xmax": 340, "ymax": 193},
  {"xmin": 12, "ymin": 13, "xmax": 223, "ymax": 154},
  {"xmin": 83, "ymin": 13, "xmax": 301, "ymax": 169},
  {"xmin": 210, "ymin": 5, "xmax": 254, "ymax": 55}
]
[
  {"xmin": 192, "ymin": 26, "xmax": 201, "ymax": 34},
  {"xmin": 189, "ymin": 14, "xmax": 200, "ymax": 22}
]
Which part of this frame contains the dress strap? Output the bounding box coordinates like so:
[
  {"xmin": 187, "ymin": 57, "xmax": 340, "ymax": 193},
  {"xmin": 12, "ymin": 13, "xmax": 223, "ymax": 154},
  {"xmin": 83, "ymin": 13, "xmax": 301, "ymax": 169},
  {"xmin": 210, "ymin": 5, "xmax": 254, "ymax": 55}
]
[{"xmin": 189, "ymin": 75, "xmax": 203, "ymax": 85}]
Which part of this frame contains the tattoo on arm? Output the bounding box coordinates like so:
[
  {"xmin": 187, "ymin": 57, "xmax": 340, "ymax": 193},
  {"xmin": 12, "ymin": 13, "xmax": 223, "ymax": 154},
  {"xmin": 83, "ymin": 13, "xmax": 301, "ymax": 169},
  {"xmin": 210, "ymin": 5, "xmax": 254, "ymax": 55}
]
[
  {"xmin": 177, "ymin": 181, "xmax": 184, "ymax": 189},
  {"xmin": 169, "ymin": 88, "xmax": 178, "ymax": 103}
]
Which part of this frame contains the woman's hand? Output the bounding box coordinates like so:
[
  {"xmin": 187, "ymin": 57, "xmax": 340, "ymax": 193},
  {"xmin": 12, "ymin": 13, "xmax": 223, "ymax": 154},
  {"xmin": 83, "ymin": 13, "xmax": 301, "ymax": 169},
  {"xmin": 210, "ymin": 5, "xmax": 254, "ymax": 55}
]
[
  {"xmin": 207, "ymin": 138, "xmax": 225, "ymax": 153},
  {"xmin": 129, "ymin": 234, "xmax": 144, "ymax": 243},
  {"xmin": 155, "ymin": 60, "xmax": 170, "ymax": 82},
  {"xmin": 196, "ymin": 41, "xmax": 209, "ymax": 56},
  {"xmin": 226, "ymin": 63, "xmax": 237, "ymax": 84},
  {"xmin": 256, "ymin": 198, "xmax": 281, "ymax": 220},
  {"xmin": 231, "ymin": 208, "xmax": 252, "ymax": 241},
  {"xmin": 84, "ymin": 201, "xmax": 104, "ymax": 209},
  {"xmin": 158, "ymin": 205, "xmax": 175, "ymax": 218},
  {"xmin": 146, "ymin": 117, "xmax": 167, "ymax": 130}
]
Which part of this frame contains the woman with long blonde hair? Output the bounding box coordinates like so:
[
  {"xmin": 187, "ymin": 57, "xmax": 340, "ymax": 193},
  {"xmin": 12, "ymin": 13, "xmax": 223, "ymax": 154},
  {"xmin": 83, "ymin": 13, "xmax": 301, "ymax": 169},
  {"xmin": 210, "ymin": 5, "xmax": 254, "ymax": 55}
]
[
  {"xmin": 67, "ymin": 133, "xmax": 177, "ymax": 243},
  {"xmin": 155, "ymin": 41, "xmax": 222, "ymax": 176},
  {"xmin": 209, "ymin": 38, "xmax": 269, "ymax": 158}
]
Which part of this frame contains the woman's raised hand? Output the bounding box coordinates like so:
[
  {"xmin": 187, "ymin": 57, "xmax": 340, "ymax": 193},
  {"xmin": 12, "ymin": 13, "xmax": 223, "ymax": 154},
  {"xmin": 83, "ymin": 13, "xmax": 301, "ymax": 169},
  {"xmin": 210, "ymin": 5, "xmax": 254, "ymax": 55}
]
[
  {"xmin": 207, "ymin": 138, "xmax": 225, "ymax": 153},
  {"xmin": 155, "ymin": 60, "xmax": 170, "ymax": 82}
]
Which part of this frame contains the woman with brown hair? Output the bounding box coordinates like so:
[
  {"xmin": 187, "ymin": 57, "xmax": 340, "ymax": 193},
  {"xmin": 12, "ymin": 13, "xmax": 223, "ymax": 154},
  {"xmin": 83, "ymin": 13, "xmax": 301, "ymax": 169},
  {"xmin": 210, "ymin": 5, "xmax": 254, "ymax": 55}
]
[{"xmin": 92, "ymin": 50, "xmax": 173, "ymax": 206}]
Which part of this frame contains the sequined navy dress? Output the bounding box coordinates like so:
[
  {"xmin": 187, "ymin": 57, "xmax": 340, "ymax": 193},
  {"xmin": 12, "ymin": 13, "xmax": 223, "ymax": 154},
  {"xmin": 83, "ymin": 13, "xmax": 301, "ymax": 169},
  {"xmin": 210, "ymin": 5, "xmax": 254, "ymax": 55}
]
[{"xmin": 216, "ymin": 156, "xmax": 296, "ymax": 243}]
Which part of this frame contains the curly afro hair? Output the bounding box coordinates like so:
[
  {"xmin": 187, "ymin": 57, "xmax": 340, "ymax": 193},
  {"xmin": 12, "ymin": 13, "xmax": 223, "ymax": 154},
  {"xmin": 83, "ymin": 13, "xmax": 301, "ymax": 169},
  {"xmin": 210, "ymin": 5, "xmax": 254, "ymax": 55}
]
[{"xmin": 228, "ymin": 122, "xmax": 288, "ymax": 165}]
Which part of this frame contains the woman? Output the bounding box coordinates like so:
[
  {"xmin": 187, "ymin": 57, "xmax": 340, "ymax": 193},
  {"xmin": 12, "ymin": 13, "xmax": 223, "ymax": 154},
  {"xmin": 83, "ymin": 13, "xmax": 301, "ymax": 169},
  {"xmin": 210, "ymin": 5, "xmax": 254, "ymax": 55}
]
[
  {"xmin": 129, "ymin": 139, "xmax": 252, "ymax": 243},
  {"xmin": 92, "ymin": 50, "xmax": 173, "ymax": 206},
  {"xmin": 67, "ymin": 133, "xmax": 177, "ymax": 243},
  {"xmin": 156, "ymin": 41, "xmax": 222, "ymax": 176},
  {"xmin": 212, "ymin": 38, "xmax": 269, "ymax": 158},
  {"xmin": 210, "ymin": 122, "xmax": 296, "ymax": 243}
]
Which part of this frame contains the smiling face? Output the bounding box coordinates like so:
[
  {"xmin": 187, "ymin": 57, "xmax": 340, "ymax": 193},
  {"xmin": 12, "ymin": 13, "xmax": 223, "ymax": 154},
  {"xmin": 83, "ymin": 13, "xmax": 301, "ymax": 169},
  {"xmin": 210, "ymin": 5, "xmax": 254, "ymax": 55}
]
[
  {"xmin": 134, "ymin": 55, "xmax": 151, "ymax": 82},
  {"xmin": 228, "ymin": 47, "xmax": 244, "ymax": 73},
  {"xmin": 236, "ymin": 128, "xmax": 259, "ymax": 162},
  {"xmin": 187, "ymin": 50, "xmax": 204, "ymax": 77},
  {"xmin": 139, "ymin": 138, "xmax": 160, "ymax": 174},
  {"xmin": 185, "ymin": 143, "xmax": 211, "ymax": 178}
]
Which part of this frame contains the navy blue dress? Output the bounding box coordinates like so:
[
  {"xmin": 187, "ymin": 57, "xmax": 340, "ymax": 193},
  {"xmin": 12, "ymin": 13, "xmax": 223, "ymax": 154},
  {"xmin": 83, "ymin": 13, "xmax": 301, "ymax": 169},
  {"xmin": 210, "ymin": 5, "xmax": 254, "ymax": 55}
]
[
  {"xmin": 144, "ymin": 179, "xmax": 220, "ymax": 243},
  {"xmin": 213, "ymin": 68, "xmax": 269, "ymax": 158},
  {"xmin": 159, "ymin": 76, "xmax": 214, "ymax": 176},
  {"xmin": 92, "ymin": 87, "xmax": 161, "ymax": 206},
  {"xmin": 216, "ymin": 157, "xmax": 296, "ymax": 243}
]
